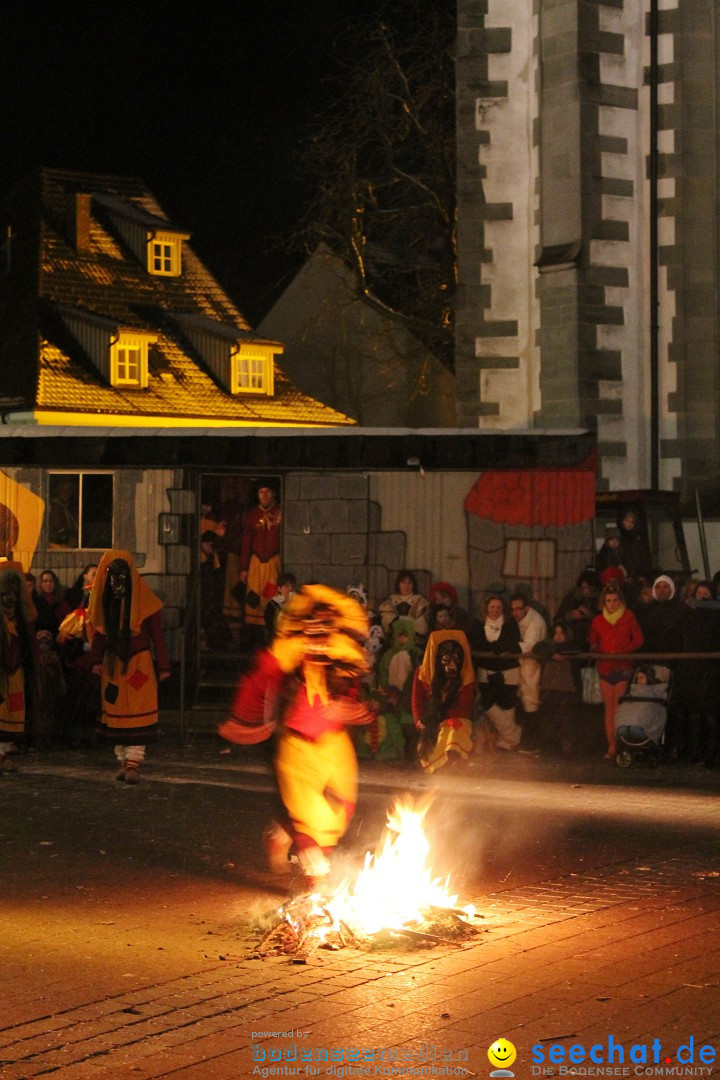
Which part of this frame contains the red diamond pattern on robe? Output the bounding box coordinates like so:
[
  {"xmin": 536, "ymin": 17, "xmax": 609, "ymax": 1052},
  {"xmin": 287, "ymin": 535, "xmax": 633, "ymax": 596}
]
[{"xmin": 127, "ymin": 668, "xmax": 149, "ymax": 692}]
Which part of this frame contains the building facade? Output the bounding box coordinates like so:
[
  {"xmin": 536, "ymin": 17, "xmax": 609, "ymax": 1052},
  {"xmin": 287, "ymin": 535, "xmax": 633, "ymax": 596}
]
[{"xmin": 456, "ymin": 0, "xmax": 719, "ymax": 505}]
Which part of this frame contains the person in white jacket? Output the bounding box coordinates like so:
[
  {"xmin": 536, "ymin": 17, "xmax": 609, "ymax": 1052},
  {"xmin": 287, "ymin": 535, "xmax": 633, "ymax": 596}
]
[{"xmin": 510, "ymin": 593, "xmax": 548, "ymax": 747}]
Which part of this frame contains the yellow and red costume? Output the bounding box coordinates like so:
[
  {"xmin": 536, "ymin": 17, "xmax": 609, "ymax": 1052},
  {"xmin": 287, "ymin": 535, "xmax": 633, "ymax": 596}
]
[
  {"xmin": 219, "ymin": 585, "xmax": 372, "ymax": 878},
  {"xmin": 412, "ymin": 629, "xmax": 476, "ymax": 773},
  {"xmin": 88, "ymin": 549, "xmax": 169, "ymax": 744},
  {"xmin": 0, "ymin": 565, "xmax": 36, "ymax": 750},
  {"xmin": 238, "ymin": 500, "xmax": 281, "ymax": 627}
]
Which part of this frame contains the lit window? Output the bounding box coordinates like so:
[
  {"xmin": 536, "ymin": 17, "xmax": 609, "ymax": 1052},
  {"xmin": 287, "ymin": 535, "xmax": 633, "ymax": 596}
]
[
  {"xmin": 231, "ymin": 346, "xmax": 275, "ymax": 396},
  {"xmin": 502, "ymin": 538, "xmax": 556, "ymax": 580},
  {"xmin": 110, "ymin": 333, "xmax": 155, "ymax": 387},
  {"xmin": 147, "ymin": 232, "xmax": 183, "ymax": 276},
  {"xmin": 116, "ymin": 344, "xmax": 141, "ymax": 383},
  {"xmin": 238, "ymin": 355, "xmax": 266, "ymax": 390},
  {"xmin": 48, "ymin": 473, "xmax": 114, "ymax": 550}
]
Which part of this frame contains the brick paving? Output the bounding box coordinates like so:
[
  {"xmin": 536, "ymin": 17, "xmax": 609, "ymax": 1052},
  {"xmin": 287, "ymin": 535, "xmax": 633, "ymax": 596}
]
[{"xmin": 1, "ymin": 741, "xmax": 720, "ymax": 1078}]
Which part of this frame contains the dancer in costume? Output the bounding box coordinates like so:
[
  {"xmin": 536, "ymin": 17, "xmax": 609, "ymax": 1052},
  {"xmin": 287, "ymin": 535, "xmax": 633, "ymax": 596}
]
[
  {"xmin": 219, "ymin": 584, "xmax": 372, "ymax": 888},
  {"xmin": 89, "ymin": 550, "xmax": 170, "ymax": 783}
]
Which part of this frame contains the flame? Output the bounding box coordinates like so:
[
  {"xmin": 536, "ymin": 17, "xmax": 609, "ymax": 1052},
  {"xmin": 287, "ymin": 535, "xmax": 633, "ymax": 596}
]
[{"xmin": 322, "ymin": 796, "xmax": 467, "ymax": 936}]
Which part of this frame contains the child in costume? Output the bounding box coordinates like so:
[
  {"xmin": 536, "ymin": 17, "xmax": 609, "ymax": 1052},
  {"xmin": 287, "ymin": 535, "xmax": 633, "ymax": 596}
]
[
  {"xmin": 359, "ymin": 616, "xmax": 418, "ymax": 762},
  {"xmin": 219, "ymin": 584, "xmax": 372, "ymax": 888},
  {"xmin": 88, "ymin": 550, "xmax": 170, "ymax": 783}
]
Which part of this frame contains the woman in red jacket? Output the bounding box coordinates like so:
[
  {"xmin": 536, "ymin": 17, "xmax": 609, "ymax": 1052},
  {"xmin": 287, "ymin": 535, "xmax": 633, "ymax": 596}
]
[{"xmin": 589, "ymin": 584, "xmax": 644, "ymax": 758}]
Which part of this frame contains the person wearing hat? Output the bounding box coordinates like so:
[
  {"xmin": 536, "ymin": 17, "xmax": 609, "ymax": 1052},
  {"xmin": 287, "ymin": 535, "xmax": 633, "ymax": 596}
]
[
  {"xmin": 617, "ymin": 509, "xmax": 652, "ymax": 585},
  {"xmin": 238, "ymin": 479, "xmax": 282, "ymax": 644},
  {"xmin": 596, "ymin": 525, "xmax": 628, "ymax": 580},
  {"xmin": 428, "ymin": 581, "xmax": 470, "ymax": 633}
]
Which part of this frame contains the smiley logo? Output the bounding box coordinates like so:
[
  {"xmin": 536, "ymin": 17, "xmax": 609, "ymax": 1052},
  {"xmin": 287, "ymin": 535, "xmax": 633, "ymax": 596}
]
[{"xmin": 488, "ymin": 1038, "xmax": 517, "ymax": 1071}]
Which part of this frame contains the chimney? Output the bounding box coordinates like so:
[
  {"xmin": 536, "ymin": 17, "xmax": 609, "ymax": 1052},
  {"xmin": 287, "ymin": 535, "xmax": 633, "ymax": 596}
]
[{"xmin": 66, "ymin": 192, "xmax": 92, "ymax": 253}]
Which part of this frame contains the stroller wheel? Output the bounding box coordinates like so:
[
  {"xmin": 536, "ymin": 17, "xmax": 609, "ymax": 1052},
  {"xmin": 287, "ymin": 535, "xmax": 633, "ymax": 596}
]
[{"xmin": 616, "ymin": 750, "xmax": 632, "ymax": 769}]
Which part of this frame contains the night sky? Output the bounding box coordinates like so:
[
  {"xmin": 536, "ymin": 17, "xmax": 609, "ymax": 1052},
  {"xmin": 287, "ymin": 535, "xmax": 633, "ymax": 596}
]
[{"xmin": 0, "ymin": 1, "xmax": 373, "ymax": 323}]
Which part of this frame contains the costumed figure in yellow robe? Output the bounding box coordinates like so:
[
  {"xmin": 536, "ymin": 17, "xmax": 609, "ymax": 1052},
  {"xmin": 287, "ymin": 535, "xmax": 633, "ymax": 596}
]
[
  {"xmin": 89, "ymin": 550, "xmax": 170, "ymax": 783},
  {"xmin": 411, "ymin": 629, "xmax": 476, "ymax": 773},
  {"xmin": 219, "ymin": 584, "xmax": 372, "ymax": 888},
  {"xmin": 0, "ymin": 564, "xmax": 37, "ymax": 772},
  {"xmin": 238, "ymin": 480, "xmax": 281, "ymax": 632}
]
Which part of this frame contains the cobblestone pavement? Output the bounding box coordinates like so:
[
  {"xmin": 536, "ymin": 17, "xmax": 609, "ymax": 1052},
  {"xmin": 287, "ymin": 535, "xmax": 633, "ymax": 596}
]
[{"xmin": 1, "ymin": 734, "xmax": 720, "ymax": 1079}]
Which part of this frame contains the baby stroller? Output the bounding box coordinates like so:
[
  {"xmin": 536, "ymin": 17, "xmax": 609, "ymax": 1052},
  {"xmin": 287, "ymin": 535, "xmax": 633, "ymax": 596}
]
[{"xmin": 614, "ymin": 664, "xmax": 672, "ymax": 769}]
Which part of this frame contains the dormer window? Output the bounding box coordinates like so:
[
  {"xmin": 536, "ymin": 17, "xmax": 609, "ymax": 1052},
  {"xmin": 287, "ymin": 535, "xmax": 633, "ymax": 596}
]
[
  {"xmin": 169, "ymin": 313, "xmax": 282, "ymax": 397},
  {"xmin": 231, "ymin": 345, "xmax": 275, "ymax": 396},
  {"xmin": 147, "ymin": 231, "xmax": 183, "ymax": 277},
  {"xmin": 110, "ymin": 332, "xmax": 156, "ymax": 387}
]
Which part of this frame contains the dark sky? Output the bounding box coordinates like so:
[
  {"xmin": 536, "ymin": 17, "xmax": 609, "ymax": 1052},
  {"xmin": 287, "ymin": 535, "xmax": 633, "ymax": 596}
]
[{"xmin": 0, "ymin": 1, "xmax": 372, "ymax": 323}]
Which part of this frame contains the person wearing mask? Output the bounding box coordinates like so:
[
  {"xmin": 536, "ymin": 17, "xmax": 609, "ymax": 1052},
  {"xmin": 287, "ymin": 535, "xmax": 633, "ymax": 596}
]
[
  {"xmin": 412, "ymin": 630, "xmax": 476, "ymax": 772},
  {"xmin": 89, "ymin": 550, "xmax": 170, "ymax": 783},
  {"xmin": 219, "ymin": 585, "xmax": 372, "ymax": 889}
]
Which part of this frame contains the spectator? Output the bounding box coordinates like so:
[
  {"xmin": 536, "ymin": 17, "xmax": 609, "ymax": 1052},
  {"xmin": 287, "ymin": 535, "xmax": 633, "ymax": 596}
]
[
  {"xmin": 237, "ymin": 480, "xmax": 282, "ymax": 644},
  {"xmin": 33, "ymin": 569, "xmax": 71, "ymax": 639},
  {"xmin": 596, "ymin": 526, "xmax": 628, "ymax": 579},
  {"xmin": 471, "ymin": 595, "xmax": 523, "ymax": 752},
  {"xmin": 555, "ymin": 569, "xmax": 600, "ymax": 701},
  {"xmin": 378, "ymin": 570, "xmax": 429, "ymax": 642},
  {"xmin": 617, "ymin": 508, "xmax": 652, "ymax": 588},
  {"xmin": 428, "ymin": 581, "xmax": 470, "ymax": 633},
  {"xmin": 199, "ymin": 531, "xmax": 228, "ymax": 649},
  {"xmin": 540, "ymin": 620, "xmax": 578, "ymax": 756},
  {"xmin": 510, "ymin": 591, "xmax": 547, "ymax": 749},
  {"xmin": 65, "ymin": 564, "xmax": 98, "ymax": 611},
  {"xmin": 589, "ymin": 584, "xmax": 644, "ymax": 759},
  {"xmin": 636, "ymin": 574, "xmax": 684, "ymax": 656},
  {"xmin": 672, "ymin": 581, "xmax": 720, "ymax": 766},
  {"xmin": 264, "ymin": 571, "xmax": 297, "ymax": 645},
  {"xmin": 370, "ymin": 617, "xmax": 420, "ymax": 762}
]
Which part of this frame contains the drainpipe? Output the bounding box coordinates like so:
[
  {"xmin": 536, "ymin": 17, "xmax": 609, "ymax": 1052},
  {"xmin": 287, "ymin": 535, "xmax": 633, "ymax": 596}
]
[{"xmin": 649, "ymin": 0, "xmax": 659, "ymax": 490}]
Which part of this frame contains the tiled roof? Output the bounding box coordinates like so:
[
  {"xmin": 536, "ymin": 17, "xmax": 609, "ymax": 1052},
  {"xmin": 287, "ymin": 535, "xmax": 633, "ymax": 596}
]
[
  {"xmin": 37, "ymin": 337, "xmax": 350, "ymax": 424},
  {"xmin": 14, "ymin": 168, "xmax": 353, "ymax": 426}
]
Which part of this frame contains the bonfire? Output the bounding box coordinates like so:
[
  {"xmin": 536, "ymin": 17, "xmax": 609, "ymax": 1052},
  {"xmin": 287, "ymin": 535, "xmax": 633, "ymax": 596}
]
[{"xmin": 256, "ymin": 797, "xmax": 484, "ymax": 959}]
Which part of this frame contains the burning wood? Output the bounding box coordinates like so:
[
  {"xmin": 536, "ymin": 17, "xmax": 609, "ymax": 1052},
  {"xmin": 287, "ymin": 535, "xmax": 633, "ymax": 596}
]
[{"xmin": 255, "ymin": 797, "xmax": 485, "ymax": 958}]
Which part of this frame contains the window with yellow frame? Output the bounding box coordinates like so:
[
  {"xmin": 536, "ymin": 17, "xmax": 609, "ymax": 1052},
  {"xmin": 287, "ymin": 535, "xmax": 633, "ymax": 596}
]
[
  {"xmin": 147, "ymin": 231, "xmax": 183, "ymax": 276},
  {"xmin": 109, "ymin": 332, "xmax": 156, "ymax": 387},
  {"xmin": 231, "ymin": 346, "xmax": 275, "ymax": 396}
]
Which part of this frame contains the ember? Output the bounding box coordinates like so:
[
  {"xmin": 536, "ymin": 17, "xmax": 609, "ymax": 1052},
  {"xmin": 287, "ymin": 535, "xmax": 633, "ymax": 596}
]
[{"xmin": 256, "ymin": 797, "xmax": 484, "ymax": 959}]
